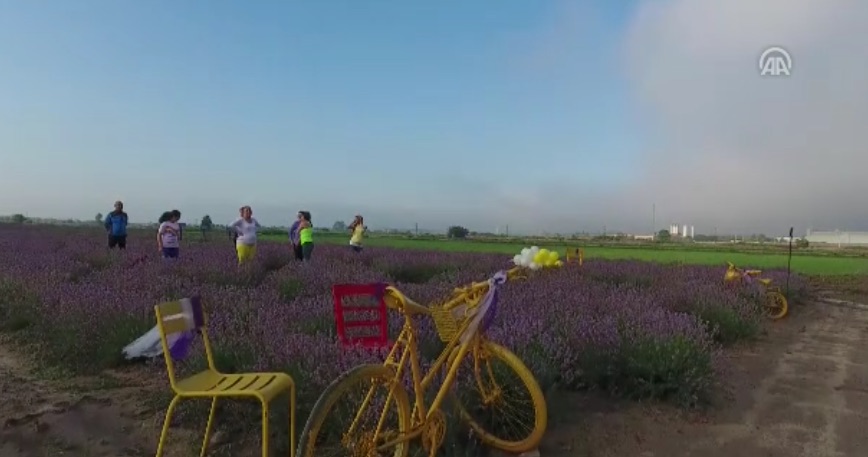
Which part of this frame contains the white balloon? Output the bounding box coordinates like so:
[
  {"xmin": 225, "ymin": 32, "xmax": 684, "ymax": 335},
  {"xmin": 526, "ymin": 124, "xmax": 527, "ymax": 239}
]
[
  {"xmin": 529, "ymin": 262, "xmax": 540, "ymax": 270},
  {"xmin": 520, "ymin": 247, "xmax": 530, "ymax": 257},
  {"xmin": 513, "ymin": 254, "xmax": 522, "ymax": 265}
]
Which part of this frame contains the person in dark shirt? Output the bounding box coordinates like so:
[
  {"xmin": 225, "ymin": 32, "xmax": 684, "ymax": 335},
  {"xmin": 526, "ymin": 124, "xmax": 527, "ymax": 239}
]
[
  {"xmin": 103, "ymin": 201, "xmax": 129, "ymax": 249},
  {"xmin": 288, "ymin": 211, "xmax": 303, "ymax": 261}
]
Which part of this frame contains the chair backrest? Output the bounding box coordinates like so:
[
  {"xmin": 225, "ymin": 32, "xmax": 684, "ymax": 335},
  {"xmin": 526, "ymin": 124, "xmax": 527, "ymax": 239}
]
[
  {"xmin": 332, "ymin": 283, "xmax": 389, "ymax": 349},
  {"xmin": 154, "ymin": 296, "xmax": 214, "ymax": 388},
  {"xmin": 565, "ymin": 248, "xmax": 584, "ymax": 265}
]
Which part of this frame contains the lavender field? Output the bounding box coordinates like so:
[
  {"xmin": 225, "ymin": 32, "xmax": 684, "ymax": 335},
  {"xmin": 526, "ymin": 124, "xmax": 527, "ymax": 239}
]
[{"xmin": 0, "ymin": 225, "xmax": 808, "ymax": 444}]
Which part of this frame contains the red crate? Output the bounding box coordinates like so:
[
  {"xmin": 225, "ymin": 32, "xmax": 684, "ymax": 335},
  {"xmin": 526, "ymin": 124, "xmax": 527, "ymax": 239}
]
[{"xmin": 332, "ymin": 283, "xmax": 390, "ymax": 349}]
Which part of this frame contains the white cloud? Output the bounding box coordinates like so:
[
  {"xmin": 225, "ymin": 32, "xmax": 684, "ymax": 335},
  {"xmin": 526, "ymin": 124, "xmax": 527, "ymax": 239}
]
[{"xmin": 616, "ymin": 0, "xmax": 868, "ymax": 234}]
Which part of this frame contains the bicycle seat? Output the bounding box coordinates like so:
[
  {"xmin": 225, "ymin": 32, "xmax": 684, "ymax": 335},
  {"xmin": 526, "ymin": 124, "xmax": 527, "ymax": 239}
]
[
  {"xmin": 383, "ymin": 287, "xmax": 431, "ymax": 316},
  {"xmin": 758, "ymin": 278, "xmax": 772, "ymax": 286}
]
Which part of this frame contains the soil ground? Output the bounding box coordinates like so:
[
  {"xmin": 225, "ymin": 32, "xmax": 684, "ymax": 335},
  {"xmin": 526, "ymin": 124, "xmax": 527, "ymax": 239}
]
[{"xmin": 2, "ymin": 284, "xmax": 867, "ymax": 457}]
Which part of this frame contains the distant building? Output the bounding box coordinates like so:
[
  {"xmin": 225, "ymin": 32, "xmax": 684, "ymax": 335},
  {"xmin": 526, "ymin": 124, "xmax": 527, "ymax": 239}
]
[
  {"xmin": 805, "ymin": 229, "xmax": 868, "ymax": 247},
  {"xmin": 668, "ymin": 223, "xmax": 695, "ymax": 239}
]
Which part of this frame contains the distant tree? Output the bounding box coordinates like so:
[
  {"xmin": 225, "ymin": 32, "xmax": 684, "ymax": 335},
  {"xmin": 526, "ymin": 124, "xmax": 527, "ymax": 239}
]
[
  {"xmin": 447, "ymin": 225, "xmax": 470, "ymax": 239},
  {"xmin": 796, "ymin": 238, "xmax": 809, "ymax": 248},
  {"xmin": 656, "ymin": 229, "xmax": 671, "ymax": 242},
  {"xmin": 332, "ymin": 220, "xmax": 347, "ymax": 232},
  {"xmin": 95, "ymin": 212, "xmax": 103, "ymax": 224},
  {"xmin": 11, "ymin": 214, "xmax": 26, "ymax": 224},
  {"xmin": 199, "ymin": 215, "xmax": 213, "ymax": 241}
]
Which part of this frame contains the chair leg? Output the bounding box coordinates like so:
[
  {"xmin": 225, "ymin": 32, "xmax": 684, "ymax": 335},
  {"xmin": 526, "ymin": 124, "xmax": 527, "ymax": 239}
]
[
  {"xmin": 155, "ymin": 396, "xmax": 182, "ymax": 457},
  {"xmin": 261, "ymin": 400, "xmax": 270, "ymax": 457},
  {"xmin": 289, "ymin": 386, "xmax": 296, "ymax": 457},
  {"xmin": 200, "ymin": 397, "xmax": 218, "ymax": 457}
]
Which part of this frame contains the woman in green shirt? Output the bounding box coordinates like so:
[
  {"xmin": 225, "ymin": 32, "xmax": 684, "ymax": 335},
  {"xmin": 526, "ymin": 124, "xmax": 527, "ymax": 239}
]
[{"xmin": 298, "ymin": 211, "xmax": 314, "ymax": 261}]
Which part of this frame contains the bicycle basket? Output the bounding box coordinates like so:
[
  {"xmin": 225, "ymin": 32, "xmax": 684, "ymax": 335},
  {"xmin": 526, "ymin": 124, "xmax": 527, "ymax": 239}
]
[
  {"xmin": 430, "ymin": 304, "xmax": 467, "ymax": 343},
  {"xmin": 429, "ymin": 288, "xmax": 489, "ymax": 343}
]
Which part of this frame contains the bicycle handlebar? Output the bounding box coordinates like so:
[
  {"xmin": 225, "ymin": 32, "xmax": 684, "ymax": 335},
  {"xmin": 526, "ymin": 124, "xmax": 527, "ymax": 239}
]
[
  {"xmin": 452, "ymin": 266, "xmax": 524, "ymax": 295},
  {"xmin": 726, "ymin": 262, "xmax": 764, "ymax": 280},
  {"xmin": 383, "ymin": 266, "xmax": 526, "ymax": 316}
]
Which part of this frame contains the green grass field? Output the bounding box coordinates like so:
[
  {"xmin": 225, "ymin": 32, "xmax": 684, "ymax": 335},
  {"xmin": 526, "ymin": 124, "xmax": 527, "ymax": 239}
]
[{"xmin": 259, "ymin": 232, "xmax": 868, "ymax": 276}]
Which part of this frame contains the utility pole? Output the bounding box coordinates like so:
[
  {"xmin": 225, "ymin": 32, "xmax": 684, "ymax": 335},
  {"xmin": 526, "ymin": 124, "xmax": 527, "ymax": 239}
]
[
  {"xmin": 652, "ymin": 203, "xmax": 656, "ymax": 238},
  {"xmin": 505, "ymin": 225, "xmax": 509, "ymax": 237},
  {"xmin": 415, "ymin": 223, "xmax": 418, "ymax": 236}
]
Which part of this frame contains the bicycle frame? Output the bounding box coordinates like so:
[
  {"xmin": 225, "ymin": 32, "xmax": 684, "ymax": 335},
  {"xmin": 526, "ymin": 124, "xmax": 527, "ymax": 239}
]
[
  {"xmin": 725, "ymin": 263, "xmax": 761, "ymax": 281},
  {"xmin": 725, "ymin": 263, "xmax": 778, "ymax": 290},
  {"xmin": 350, "ymin": 269, "xmax": 522, "ymax": 451}
]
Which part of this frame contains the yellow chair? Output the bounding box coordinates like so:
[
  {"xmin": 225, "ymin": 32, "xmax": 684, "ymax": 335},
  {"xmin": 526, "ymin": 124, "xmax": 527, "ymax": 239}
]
[{"xmin": 154, "ymin": 297, "xmax": 296, "ymax": 457}]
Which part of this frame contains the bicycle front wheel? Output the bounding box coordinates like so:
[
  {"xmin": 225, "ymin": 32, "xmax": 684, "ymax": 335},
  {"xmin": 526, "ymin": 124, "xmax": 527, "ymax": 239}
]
[
  {"xmin": 297, "ymin": 364, "xmax": 412, "ymax": 457},
  {"xmin": 765, "ymin": 290, "xmax": 789, "ymax": 320},
  {"xmin": 452, "ymin": 340, "xmax": 548, "ymax": 453}
]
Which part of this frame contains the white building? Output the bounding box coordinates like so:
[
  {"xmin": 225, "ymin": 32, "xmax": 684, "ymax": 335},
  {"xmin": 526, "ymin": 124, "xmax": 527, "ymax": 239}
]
[
  {"xmin": 669, "ymin": 223, "xmax": 695, "ymax": 238},
  {"xmin": 805, "ymin": 229, "xmax": 868, "ymax": 247}
]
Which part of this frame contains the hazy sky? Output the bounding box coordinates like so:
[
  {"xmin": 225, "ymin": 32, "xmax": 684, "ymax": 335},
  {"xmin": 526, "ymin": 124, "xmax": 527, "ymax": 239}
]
[{"xmin": 1, "ymin": 1, "xmax": 865, "ymax": 235}]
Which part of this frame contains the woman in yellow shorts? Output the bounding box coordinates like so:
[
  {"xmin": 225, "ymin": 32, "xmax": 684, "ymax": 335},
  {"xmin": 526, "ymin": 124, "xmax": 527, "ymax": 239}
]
[
  {"xmin": 348, "ymin": 214, "xmax": 365, "ymax": 253},
  {"xmin": 228, "ymin": 206, "xmax": 261, "ymax": 264}
]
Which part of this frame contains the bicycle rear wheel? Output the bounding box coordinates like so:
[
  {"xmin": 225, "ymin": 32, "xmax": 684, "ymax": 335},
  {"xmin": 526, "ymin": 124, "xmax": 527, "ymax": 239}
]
[
  {"xmin": 297, "ymin": 364, "xmax": 412, "ymax": 457},
  {"xmin": 452, "ymin": 340, "xmax": 547, "ymax": 453},
  {"xmin": 765, "ymin": 290, "xmax": 788, "ymax": 320}
]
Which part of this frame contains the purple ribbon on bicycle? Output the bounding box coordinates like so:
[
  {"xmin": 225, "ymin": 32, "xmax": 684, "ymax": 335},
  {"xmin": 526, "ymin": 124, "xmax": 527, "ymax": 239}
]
[{"xmin": 460, "ymin": 271, "xmax": 507, "ymax": 343}]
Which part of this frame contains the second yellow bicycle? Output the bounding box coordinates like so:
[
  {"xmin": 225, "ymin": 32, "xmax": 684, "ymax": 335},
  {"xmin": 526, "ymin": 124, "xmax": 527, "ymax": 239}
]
[{"xmin": 724, "ymin": 262, "xmax": 789, "ymax": 320}]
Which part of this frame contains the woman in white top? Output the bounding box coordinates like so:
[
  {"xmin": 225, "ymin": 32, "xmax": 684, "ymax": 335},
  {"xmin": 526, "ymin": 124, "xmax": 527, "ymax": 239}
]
[
  {"xmin": 228, "ymin": 205, "xmax": 261, "ymax": 264},
  {"xmin": 157, "ymin": 210, "xmax": 182, "ymax": 259}
]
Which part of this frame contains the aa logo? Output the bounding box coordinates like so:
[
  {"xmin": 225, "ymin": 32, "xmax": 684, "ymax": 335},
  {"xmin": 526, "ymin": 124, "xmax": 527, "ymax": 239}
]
[{"xmin": 759, "ymin": 46, "xmax": 792, "ymax": 77}]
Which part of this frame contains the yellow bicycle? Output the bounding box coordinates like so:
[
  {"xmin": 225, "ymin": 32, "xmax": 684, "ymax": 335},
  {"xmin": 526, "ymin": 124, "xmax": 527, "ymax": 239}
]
[
  {"xmin": 724, "ymin": 262, "xmax": 789, "ymax": 320},
  {"xmin": 297, "ymin": 267, "xmax": 548, "ymax": 456}
]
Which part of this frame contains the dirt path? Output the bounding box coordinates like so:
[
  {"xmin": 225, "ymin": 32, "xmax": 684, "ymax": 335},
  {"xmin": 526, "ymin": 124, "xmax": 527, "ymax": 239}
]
[
  {"xmin": 2, "ymin": 294, "xmax": 867, "ymax": 456},
  {"xmin": 0, "ymin": 341, "xmax": 196, "ymax": 457},
  {"xmin": 540, "ymin": 293, "xmax": 868, "ymax": 457}
]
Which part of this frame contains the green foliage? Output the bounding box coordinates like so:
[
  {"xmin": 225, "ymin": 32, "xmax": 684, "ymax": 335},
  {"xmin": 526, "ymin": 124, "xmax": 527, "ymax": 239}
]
[
  {"xmin": 332, "ymin": 220, "xmax": 346, "ymax": 231},
  {"xmin": 0, "ymin": 281, "xmax": 37, "ymax": 332},
  {"xmin": 447, "ymin": 225, "xmax": 469, "ymax": 239},
  {"xmin": 614, "ymin": 337, "xmax": 715, "ymax": 406},
  {"xmin": 200, "ymin": 214, "xmax": 213, "ymax": 230},
  {"xmin": 572, "ymin": 338, "xmax": 714, "ymax": 407},
  {"xmin": 656, "ymin": 229, "xmax": 671, "ymax": 242},
  {"xmin": 11, "ymin": 213, "xmax": 26, "ymax": 224},
  {"xmin": 277, "ymin": 278, "xmax": 304, "ymax": 302},
  {"xmin": 255, "ymin": 231, "xmax": 866, "ymax": 275},
  {"xmin": 693, "ymin": 304, "xmax": 760, "ymax": 345},
  {"xmin": 1, "ymin": 295, "xmax": 152, "ymax": 375},
  {"xmin": 95, "ymin": 212, "xmax": 103, "ymax": 223}
]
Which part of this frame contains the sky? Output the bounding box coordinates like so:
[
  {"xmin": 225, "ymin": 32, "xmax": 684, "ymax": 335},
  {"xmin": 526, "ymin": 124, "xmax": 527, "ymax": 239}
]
[{"xmin": 0, "ymin": 0, "xmax": 865, "ymax": 236}]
